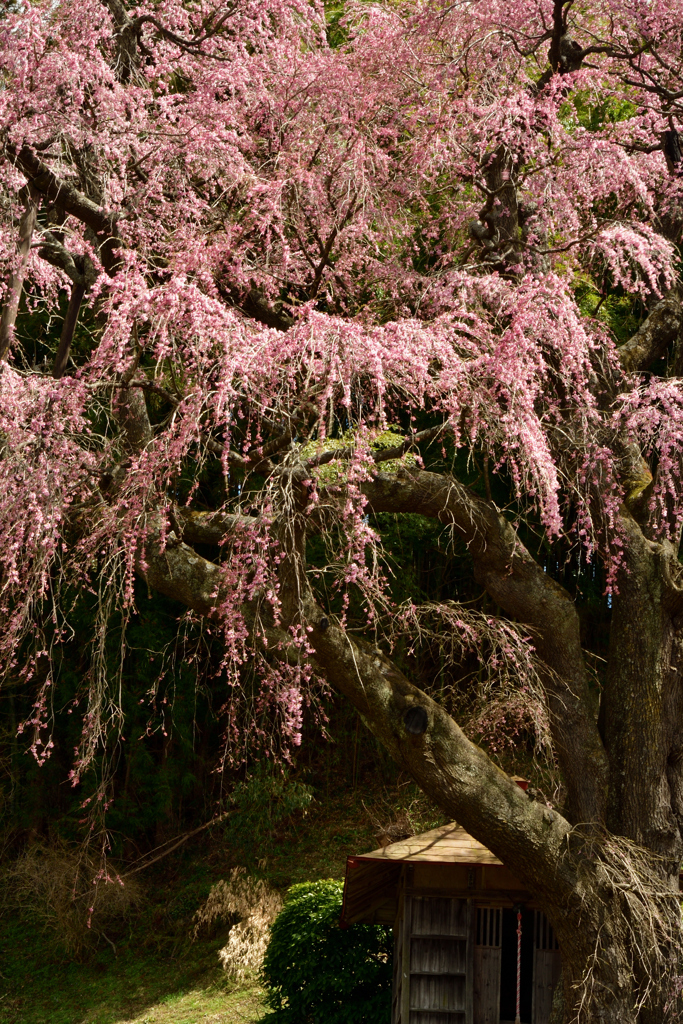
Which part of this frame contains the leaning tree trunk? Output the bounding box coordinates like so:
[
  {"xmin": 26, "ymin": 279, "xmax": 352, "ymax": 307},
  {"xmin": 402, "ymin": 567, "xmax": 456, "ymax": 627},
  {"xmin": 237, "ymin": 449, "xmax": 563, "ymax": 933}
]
[
  {"xmin": 300, "ymin": 486, "xmax": 683, "ymax": 1023},
  {"xmin": 135, "ymin": 472, "xmax": 683, "ymax": 1024},
  {"xmin": 303, "ymin": 595, "xmax": 683, "ymax": 1024}
]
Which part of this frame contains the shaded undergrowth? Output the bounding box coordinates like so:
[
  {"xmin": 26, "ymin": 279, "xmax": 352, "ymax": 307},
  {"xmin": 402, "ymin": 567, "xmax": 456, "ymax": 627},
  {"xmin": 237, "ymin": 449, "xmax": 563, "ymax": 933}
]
[{"xmin": 0, "ymin": 775, "xmax": 445, "ymax": 1024}]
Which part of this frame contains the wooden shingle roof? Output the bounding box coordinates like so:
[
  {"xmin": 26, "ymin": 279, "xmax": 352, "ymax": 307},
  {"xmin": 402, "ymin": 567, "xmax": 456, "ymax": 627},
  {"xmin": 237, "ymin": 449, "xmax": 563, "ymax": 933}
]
[
  {"xmin": 356, "ymin": 822, "xmax": 503, "ymax": 865},
  {"xmin": 341, "ymin": 822, "xmax": 510, "ymax": 927}
]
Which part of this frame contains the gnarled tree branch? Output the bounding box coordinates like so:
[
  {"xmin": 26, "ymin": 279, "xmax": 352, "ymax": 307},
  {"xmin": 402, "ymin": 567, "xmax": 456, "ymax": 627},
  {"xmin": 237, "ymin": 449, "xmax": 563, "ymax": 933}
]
[
  {"xmin": 5, "ymin": 145, "xmax": 121, "ymax": 274},
  {"xmin": 134, "ymin": 517, "xmax": 579, "ymax": 910},
  {"xmin": 0, "ymin": 187, "xmax": 38, "ymax": 362},
  {"xmin": 619, "ymin": 288, "xmax": 683, "ymax": 373},
  {"xmin": 358, "ymin": 468, "xmax": 609, "ymax": 826}
]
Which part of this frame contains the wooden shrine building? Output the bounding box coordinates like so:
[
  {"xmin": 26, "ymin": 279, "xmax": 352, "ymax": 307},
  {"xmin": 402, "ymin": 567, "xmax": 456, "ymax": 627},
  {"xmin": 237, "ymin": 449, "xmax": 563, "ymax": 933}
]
[{"xmin": 340, "ymin": 822, "xmax": 561, "ymax": 1024}]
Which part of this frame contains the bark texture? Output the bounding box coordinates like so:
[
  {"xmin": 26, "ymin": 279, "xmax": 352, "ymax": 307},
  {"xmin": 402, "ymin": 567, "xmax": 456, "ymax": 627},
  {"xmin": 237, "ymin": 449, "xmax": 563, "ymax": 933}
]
[
  {"xmin": 602, "ymin": 515, "xmax": 683, "ymax": 881},
  {"xmin": 361, "ymin": 469, "xmax": 609, "ymax": 828},
  {"xmin": 0, "ymin": 189, "xmax": 38, "ymax": 361},
  {"xmin": 133, "ymin": 527, "xmax": 679, "ymax": 1024}
]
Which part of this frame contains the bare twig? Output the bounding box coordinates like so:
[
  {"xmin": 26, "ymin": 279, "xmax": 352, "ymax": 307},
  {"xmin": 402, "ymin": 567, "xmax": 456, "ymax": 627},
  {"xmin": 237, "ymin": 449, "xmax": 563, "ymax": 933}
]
[{"xmin": 121, "ymin": 811, "xmax": 231, "ymax": 878}]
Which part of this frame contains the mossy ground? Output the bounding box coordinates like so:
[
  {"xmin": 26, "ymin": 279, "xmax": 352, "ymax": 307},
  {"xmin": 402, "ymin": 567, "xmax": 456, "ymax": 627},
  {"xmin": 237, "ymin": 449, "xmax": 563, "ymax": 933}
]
[
  {"xmin": 0, "ymin": 938, "xmax": 264, "ymax": 1024},
  {"xmin": 0, "ymin": 781, "xmax": 445, "ymax": 1024}
]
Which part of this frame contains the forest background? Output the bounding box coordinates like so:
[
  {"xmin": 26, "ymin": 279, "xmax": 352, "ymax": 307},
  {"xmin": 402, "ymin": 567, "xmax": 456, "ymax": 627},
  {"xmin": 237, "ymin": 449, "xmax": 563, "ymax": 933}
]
[
  {"xmin": 0, "ymin": 4, "xmax": 512, "ymax": 1019},
  {"xmin": 2, "ymin": 0, "xmax": 683, "ymax": 1021}
]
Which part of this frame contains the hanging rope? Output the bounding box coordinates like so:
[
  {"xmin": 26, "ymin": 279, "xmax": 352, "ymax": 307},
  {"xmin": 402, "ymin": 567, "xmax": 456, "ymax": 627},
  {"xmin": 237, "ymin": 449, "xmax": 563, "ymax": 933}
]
[{"xmin": 514, "ymin": 907, "xmax": 523, "ymax": 1024}]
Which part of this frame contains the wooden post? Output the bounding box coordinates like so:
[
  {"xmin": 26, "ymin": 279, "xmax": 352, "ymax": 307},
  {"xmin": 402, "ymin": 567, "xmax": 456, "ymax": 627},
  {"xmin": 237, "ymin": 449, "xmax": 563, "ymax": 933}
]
[{"xmin": 473, "ymin": 906, "xmax": 502, "ymax": 1024}]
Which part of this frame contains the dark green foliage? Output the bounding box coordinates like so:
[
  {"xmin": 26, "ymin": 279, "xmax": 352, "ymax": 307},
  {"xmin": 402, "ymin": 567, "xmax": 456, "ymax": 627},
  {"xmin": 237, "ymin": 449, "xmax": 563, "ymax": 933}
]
[
  {"xmin": 165, "ymin": 878, "xmax": 213, "ymax": 924},
  {"xmin": 223, "ymin": 766, "xmax": 314, "ymax": 863},
  {"xmin": 0, "ymin": 582, "xmax": 226, "ymax": 850},
  {"xmin": 573, "ymin": 272, "xmax": 644, "ymax": 346},
  {"xmin": 324, "ymin": 3, "xmax": 349, "ymax": 49},
  {"xmin": 261, "ymin": 880, "xmax": 392, "ymax": 1024},
  {"xmin": 565, "ymin": 92, "xmax": 637, "ymax": 133}
]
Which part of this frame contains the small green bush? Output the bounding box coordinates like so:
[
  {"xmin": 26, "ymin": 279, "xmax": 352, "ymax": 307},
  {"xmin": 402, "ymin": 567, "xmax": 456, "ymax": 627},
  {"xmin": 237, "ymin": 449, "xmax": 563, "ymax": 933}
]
[{"xmin": 261, "ymin": 879, "xmax": 392, "ymax": 1024}]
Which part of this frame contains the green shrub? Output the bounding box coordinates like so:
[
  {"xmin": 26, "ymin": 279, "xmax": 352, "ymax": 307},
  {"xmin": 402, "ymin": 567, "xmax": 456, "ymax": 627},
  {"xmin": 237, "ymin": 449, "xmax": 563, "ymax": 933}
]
[{"xmin": 261, "ymin": 879, "xmax": 392, "ymax": 1024}]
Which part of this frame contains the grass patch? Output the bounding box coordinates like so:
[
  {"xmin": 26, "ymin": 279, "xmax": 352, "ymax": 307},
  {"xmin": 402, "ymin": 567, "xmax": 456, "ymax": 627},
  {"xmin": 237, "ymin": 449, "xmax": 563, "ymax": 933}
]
[
  {"xmin": 0, "ymin": 776, "xmax": 445, "ymax": 1024},
  {"xmin": 0, "ymin": 924, "xmax": 264, "ymax": 1024}
]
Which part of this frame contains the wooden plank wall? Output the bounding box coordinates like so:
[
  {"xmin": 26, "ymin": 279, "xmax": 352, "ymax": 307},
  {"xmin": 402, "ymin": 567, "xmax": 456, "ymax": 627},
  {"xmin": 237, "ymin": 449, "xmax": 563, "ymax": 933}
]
[
  {"xmin": 396, "ymin": 895, "xmax": 470, "ymax": 1024},
  {"xmin": 393, "ymin": 897, "xmax": 561, "ymax": 1024},
  {"xmin": 532, "ymin": 910, "xmax": 561, "ymax": 1024}
]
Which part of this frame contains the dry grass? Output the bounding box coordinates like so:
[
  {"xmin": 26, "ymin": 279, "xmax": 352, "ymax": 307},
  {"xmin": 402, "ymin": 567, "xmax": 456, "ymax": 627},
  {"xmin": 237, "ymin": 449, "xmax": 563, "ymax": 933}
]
[
  {"xmin": 569, "ymin": 829, "xmax": 683, "ymax": 1022},
  {"xmin": 363, "ymin": 786, "xmax": 446, "ymax": 848},
  {"xmin": 364, "ymin": 803, "xmax": 416, "ymax": 847},
  {"xmin": 7, "ymin": 842, "xmax": 141, "ymax": 955},
  {"xmin": 192, "ymin": 868, "xmax": 283, "ymax": 981}
]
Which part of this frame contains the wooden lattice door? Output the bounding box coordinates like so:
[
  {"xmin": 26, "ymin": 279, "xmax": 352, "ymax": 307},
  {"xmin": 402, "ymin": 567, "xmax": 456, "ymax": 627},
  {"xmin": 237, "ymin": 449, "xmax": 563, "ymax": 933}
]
[
  {"xmin": 473, "ymin": 906, "xmax": 502, "ymax": 1024},
  {"xmin": 394, "ymin": 895, "xmax": 471, "ymax": 1024}
]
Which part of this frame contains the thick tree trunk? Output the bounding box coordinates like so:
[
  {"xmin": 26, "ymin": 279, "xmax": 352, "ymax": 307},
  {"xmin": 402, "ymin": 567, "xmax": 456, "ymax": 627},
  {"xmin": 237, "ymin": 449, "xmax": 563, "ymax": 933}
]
[
  {"xmin": 53, "ymin": 281, "xmax": 86, "ymax": 379},
  {"xmin": 303, "ymin": 598, "xmax": 682, "ymax": 1024},
  {"xmin": 602, "ymin": 516, "xmax": 683, "ymax": 882},
  {"xmin": 360, "ymin": 469, "xmax": 609, "ymax": 827},
  {"xmin": 132, "ymin": 473, "xmax": 683, "ymax": 1024},
  {"xmin": 133, "ymin": 519, "xmax": 681, "ymax": 1023}
]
